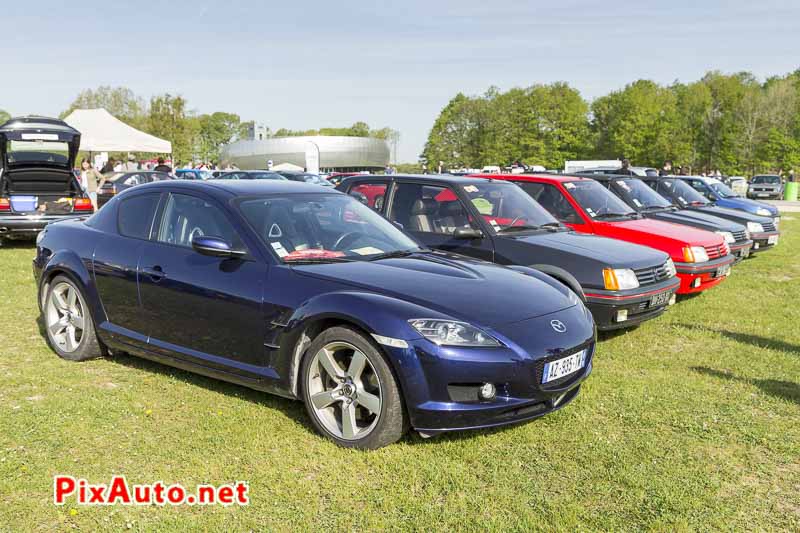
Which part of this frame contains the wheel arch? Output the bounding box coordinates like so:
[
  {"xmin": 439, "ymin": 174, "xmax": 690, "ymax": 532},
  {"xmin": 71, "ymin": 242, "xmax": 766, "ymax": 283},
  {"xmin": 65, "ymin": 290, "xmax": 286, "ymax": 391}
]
[
  {"xmin": 39, "ymin": 250, "xmax": 106, "ymax": 325},
  {"xmin": 526, "ymin": 264, "xmax": 586, "ymax": 302}
]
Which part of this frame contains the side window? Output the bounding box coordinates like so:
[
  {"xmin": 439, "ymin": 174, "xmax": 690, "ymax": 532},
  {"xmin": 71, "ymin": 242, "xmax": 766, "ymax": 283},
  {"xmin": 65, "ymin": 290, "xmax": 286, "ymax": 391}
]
[
  {"xmin": 118, "ymin": 193, "xmax": 160, "ymax": 240},
  {"xmin": 688, "ymin": 179, "xmax": 708, "ymax": 193},
  {"xmin": 388, "ymin": 183, "xmax": 472, "ymax": 235},
  {"xmin": 519, "ymin": 183, "xmax": 581, "ymax": 224},
  {"xmin": 123, "ymin": 174, "xmax": 143, "ymax": 186},
  {"xmin": 349, "ymin": 182, "xmax": 389, "ymax": 211},
  {"xmin": 156, "ymin": 193, "xmax": 241, "ymax": 248}
]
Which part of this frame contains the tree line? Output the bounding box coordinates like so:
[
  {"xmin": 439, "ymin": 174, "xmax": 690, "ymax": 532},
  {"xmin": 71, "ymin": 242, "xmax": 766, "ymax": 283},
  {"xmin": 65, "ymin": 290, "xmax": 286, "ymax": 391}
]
[
  {"xmin": 1, "ymin": 86, "xmax": 396, "ymax": 165},
  {"xmin": 423, "ymin": 70, "xmax": 800, "ymax": 176}
]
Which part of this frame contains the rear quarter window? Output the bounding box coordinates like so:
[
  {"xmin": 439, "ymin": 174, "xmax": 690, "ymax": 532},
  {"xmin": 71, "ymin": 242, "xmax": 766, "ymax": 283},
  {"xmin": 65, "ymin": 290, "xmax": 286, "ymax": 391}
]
[{"xmin": 118, "ymin": 193, "xmax": 160, "ymax": 239}]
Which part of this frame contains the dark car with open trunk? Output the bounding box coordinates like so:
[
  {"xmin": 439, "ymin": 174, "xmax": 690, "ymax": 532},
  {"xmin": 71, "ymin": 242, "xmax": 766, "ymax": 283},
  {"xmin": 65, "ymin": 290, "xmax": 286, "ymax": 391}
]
[{"xmin": 0, "ymin": 116, "xmax": 92, "ymax": 244}]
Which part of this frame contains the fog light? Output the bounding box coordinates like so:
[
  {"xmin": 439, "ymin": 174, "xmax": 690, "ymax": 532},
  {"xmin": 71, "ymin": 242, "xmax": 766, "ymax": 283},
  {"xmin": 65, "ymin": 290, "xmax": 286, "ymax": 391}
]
[
  {"xmin": 668, "ymin": 294, "xmax": 677, "ymax": 305},
  {"xmin": 479, "ymin": 383, "xmax": 496, "ymax": 400},
  {"xmin": 692, "ymin": 278, "xmax": 701, "ymax": 288},
  {"xmin": 616, "ymin": 310, "xmax": 628, "ymax": 322},
  {"xmin": 754, "ymin": 243, "xmax": 760, "ymax": 250}
]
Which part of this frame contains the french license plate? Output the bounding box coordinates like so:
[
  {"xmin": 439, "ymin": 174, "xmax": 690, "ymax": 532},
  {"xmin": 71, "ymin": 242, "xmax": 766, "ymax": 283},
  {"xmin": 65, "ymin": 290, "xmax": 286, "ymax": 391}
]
[
  {"xmin": 768, "ymin": 235, "xmax": 779, "ymax": 245},
  {"xmin": 542, "ymin": 349, "xmax": 587, "ymax": 384},
  {"xmin": 739, "ymin": 247, "xmax": 750, "ymax": 259},
  {"xmin": 757, "ymin": 193, "xmax": 769, "ymax": 197},
  {"xmin": 650, "ymin": 291, "xmax": 671, "ymax": 307},
  {"xmin": 715, "ymin": 264, "xmax": 731, "ymax": 278}
]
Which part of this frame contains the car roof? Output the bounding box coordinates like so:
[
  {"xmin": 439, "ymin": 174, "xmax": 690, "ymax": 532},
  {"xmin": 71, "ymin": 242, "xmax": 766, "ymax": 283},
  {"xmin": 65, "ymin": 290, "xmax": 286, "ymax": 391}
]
[
  {"xmin": 476, "ymin": 173, "xmax": 595, "ymax": 184},
  {"xmin": 132, "ymin": 179, "xmax": 338, "ymax": 197},
  {"xmin": 344, "ymin": 173, "xmax": 515, "ymax": 186}
]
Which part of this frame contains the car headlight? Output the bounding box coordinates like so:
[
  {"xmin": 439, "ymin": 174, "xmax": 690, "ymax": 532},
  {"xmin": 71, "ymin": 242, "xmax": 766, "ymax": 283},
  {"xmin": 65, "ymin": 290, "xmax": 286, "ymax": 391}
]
[
  {"xmin": 756, "ymin": 208, "xmax": 771, "ymax": 216},
  {"xmin": 715, "ymin": 231, "xmax": 735, "ymax": 244},
  {"xmin": 682, "ymin": 246, "xmax": 709, "ymax": 263},
  {"xmin": 665, "ymin": 258, "xmax": 677, "ymax": 278},
  {"xmin": 744, "ymin": 229, "xmax": 751, "ymax": 240},
  {"xmin": 774, "ymin": 217, "xmax": 780, "ymax": 228},
  {"xmin": 602, "ymin": 268, "xmax": 639, "ymax": 291},
  {"xmin": 746, "ymin": 222, "xmax": 764, "ymax": 233},
  {"xmin": 408, "ymin": 319, "xmax": 502, "ymax": 347}
]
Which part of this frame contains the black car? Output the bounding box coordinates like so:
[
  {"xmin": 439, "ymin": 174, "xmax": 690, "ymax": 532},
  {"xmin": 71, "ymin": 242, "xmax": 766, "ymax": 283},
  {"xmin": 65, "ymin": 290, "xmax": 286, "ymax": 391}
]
[
  {"xmin": 214, "ymin": 170, "xmax": 287, "ymax": 181},
  {"xmin": 0, "ymin": 116, "xmax": 94, "ymax": 244},
  {"xmin": 97, "ymin": 171, "xmax": 172, "ymax": 208},
  {"xmin": 641, "ymin": 176, "xmax": 780, "ymax": 252},
  {"xmin": 579, "ymin": 173, "xmax": 753, "ymax": 261},
  {"xmin": 274, "ymin": 171, "xmax": 334, "ymax": 187},
  {"xmin": 338, "ymin": 174, "xmax": 680, "ymax": 331}
]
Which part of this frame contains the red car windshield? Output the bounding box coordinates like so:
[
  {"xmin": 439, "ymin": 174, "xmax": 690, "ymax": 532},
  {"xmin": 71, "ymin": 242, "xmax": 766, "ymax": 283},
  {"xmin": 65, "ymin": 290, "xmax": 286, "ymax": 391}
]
[{"xmin": 565, "ymin": 180, "xmax": 638, "ymax": 219}]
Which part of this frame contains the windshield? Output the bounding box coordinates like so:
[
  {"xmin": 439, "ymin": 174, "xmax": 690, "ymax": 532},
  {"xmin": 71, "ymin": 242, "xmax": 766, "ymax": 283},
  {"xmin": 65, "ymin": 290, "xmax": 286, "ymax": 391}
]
[
  {"xmin": 707, "ymin": 178, "xmax": 739, "ymax": 198},
  {"xmin": 658, "ymin": 179, "xmax": 709, "ymax": 207},
  {"xmin": 566, "ymin": 180, "xmax": 637, "ymax": 218},
  {"xmin": 612, "ymin": 178, "xmax": 672, "ymax": 210},
  {"xmin": 237, "ymin": 193, "xmax": 422, "ymax": 263},
  {"xmin": 751, "ymin": 175, "xmax": 780, "ymax": 184},
  {"xmin": 6, "ymin": 140, "xmax": 70, "ymax": 166},
  {"xmin": 296, "ymin": 174, "xmax": 331, "ymax": 186},
  {"xmin": 218, "ymin": 172, "xmax": 287, "ymax": 181},
  {"xmin": 459, "ymin": 182, "xmax": 560, "ymax": 231}
]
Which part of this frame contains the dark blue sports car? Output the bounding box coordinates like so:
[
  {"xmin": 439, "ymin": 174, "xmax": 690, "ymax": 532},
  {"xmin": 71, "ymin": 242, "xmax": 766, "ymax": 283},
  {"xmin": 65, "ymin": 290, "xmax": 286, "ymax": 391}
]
[{"xmin": 33, "ymin": 180, "xmax": 595, "ymax": 448}]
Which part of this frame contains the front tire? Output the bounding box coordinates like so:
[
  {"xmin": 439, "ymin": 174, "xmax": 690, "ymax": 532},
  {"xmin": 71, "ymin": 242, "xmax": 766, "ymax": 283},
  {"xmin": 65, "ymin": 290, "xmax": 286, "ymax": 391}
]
[
  {"xmin": 43, "ymin": 275, "xmax": 103, "ymax": 361},
  {"xmin": 300, "ymin": 327, "xmax": 407, "ymax": 449}
]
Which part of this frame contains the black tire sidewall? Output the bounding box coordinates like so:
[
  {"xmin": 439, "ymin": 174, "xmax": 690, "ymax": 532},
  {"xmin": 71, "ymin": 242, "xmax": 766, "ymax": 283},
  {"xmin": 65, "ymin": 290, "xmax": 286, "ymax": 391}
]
[{"xmin": 300, "ymin": 326, "xmax": 406, "ymax": 449}]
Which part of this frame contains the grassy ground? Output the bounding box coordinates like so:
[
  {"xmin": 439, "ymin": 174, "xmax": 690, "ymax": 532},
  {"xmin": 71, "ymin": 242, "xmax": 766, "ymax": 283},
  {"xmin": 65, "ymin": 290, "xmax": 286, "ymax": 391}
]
[{"xmin": 1, "ymin": 221, "xmax": 798, "ymax": 531}]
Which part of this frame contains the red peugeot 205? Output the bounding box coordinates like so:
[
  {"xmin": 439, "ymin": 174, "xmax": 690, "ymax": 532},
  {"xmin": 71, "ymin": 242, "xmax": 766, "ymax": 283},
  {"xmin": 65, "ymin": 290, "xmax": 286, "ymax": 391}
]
[{"xmin": 473, "ymin": 174, "xmax": 735, "ymax": 295}]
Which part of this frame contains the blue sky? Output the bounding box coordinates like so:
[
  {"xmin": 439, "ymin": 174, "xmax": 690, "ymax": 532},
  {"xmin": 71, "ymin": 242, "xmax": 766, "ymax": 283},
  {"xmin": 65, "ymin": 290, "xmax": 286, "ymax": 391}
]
[{"xmin": 2, "ymin": 0, "xmax": 798, "ymax": 162}]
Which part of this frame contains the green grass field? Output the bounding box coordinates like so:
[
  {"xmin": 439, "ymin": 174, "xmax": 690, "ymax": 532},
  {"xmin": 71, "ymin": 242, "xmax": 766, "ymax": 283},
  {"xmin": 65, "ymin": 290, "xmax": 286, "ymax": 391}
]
[{"xmin": 1, "ymin": 220, "xmax": 798, "ymax": 531}]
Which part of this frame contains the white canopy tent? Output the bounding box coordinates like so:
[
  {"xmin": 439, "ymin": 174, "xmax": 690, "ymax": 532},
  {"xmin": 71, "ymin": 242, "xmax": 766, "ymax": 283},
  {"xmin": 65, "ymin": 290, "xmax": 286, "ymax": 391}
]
[
  {"xmin": 272, "ymin": 162, "xmax": 304, "ymax": 171},
  {"xmin": 62, "ymin": 108, "xmax": 171, "ymax": 153}
]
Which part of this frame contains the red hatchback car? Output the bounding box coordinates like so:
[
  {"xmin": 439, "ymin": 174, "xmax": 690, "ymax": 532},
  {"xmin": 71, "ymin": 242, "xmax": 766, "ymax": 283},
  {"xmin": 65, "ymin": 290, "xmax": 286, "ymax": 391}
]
[{"xmin": 473, "ymin": 174, "xmax": 735, "ymax": 295}]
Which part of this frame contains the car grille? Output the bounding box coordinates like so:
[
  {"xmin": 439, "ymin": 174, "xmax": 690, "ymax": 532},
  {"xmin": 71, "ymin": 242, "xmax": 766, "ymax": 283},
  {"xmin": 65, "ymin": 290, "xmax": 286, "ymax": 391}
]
[
  {"xmin": 634, "ymin": 260, "xmax": 673, "ymax": 286},
  {"xmin": 762, "ymin": 221, "xmax": 776, "ymax": 232},
  {"xmin": 533, "ymin": 341, "xmax": 594, "ymax": 390},
  {"xmin": 732, "ymin": 229, "xmax": 747, "ymax": 243},
  {"xmin": 704, "ymin": 243, "xmax": 727, "ymax": 259}
]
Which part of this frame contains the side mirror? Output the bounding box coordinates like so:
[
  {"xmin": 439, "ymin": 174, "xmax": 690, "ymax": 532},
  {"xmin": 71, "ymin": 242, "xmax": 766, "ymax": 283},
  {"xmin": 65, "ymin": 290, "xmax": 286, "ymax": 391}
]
[
  {"xmin": 392, "ymin": 220, "xmax": 404, "ymax": 230},
  {"xmin": 708, "ymin": 193, "xmax": 718, "ymax": 201},
  {"xmin": 191, "ymin": 236, "xmax": 246, "ymax": 258},
  {"xmin": 453, "ymin": 227, "xmax": 483, "ymax": 240}
]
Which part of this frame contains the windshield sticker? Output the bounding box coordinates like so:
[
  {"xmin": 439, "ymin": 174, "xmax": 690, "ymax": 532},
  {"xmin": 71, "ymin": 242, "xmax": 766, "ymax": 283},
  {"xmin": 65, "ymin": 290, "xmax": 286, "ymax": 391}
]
[
  {"xmin": 678, "ymin": 196, "xmax": 686, "ymax": 203},
  {"xmin": 616, "ymin": 180, "xmax": 631, "ymax": 191},
  {"xmin": 564, "ymin": 182, "xmax": 576, "ymax": 189},
  {"xmin": 471, "ymin": 197, "xmax": 493, "ymax": 215},
  {"xmin": 586, "ymin": 207, "xmax": 596, "ymax": 217},
  {"xmin": 664, "ymin": 181, "xmax": 673, "ymax": 188},
  {"xmin": 632, "ymin": 198, "xmax": 642, "ymax": 207},
  {"xmin": 463, "ymin": 185, "xmax": 479, "ymax": 193},
  {"xmin": 271, "ymin": 242, "xmax": 289, "ymax": 258},
  {"xmin": 489, "ymin": 219, "xmax": 501, "ymax": 231},
  {"xmin": 352, "ymin": 246, "xmax": 384, "ymax": 255}
]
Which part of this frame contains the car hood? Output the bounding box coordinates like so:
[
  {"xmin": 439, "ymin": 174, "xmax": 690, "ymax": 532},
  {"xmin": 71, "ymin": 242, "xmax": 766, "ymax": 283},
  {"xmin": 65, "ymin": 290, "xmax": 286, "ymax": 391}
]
[
  {"xmin": 649, "ymin": 209, "xmax": 742, "ymax": 233},
  {"xmin": 599, "ymin": 217, "xmax": 722, "ymax": 247},
  {"xmin": 291, "ymin": 252, "xmax": 576, "ymax": 326},
  {"xmin": 717, "ymin": 197, "xmax": 778, "ymax": 216},
  {"xmin": 695, "ymin": 205, "xmax": 773, "ymax": 225},
  {"xmin": 508, "ymin": 230, "xmax": 666, "ymax": 269}
]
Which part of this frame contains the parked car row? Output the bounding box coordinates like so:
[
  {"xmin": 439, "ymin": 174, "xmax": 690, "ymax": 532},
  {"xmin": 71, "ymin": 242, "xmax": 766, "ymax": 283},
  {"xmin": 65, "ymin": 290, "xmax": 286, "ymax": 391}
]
[{"xmin": 4, "ymin": 116, "xmax": 783, "ymax": 450}]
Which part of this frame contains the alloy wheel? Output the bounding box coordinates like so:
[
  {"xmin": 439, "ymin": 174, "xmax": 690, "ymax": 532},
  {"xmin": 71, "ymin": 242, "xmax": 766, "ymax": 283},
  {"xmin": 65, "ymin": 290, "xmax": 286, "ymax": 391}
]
[
  {"xmin": 46, "ymin": 282, "xmax": 85, "ymax": 353},
  {"xmin": 306, "ymin": 341, "xmax": 382, "ymax": 441}
]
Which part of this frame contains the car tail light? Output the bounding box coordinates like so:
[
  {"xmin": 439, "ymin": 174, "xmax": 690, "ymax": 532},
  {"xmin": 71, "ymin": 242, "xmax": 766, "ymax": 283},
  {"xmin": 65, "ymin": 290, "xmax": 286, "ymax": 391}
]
[
  {"xmin": 73, "ymin": 198, "xmax": 94, "ymax": 212},
  {"xmin": 0, "ymin": 198, "xmax": 9, "ymax": 211}
]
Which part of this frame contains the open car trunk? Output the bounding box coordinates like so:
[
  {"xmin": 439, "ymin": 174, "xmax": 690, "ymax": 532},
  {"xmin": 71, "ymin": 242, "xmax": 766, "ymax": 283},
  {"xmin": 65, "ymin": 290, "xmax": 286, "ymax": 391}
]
[{"xmin": 0, "ymin": 168, "xmax": 85, "ymax": 214}]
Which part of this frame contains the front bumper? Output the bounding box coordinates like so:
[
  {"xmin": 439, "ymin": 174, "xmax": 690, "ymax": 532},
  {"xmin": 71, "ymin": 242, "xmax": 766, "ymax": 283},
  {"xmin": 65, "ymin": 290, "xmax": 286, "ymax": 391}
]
[
  {"xmin": 387, "ymin": 305, "xmax": 596, "ymax": 434},
  {"xmin": 748, "ymin": 191, "xmax": 781, "ymax": 199},
  {"xmin": 673, "ymin": 254, "xmax": 735, "ymax": 294},
  {"xmin": 729, "ymin": 240, "xmax": 753, "ymax": 262},
  {"xmin": 0, "ymin": 214, "xmax": 86, "ymax": 240},
  {"xmin": 584, "ymin": 279, "xmax": 680, "ymax": 331},
  {"xmin": 750, "ymin": 231, "xmax": 780, "ymax": 252}
]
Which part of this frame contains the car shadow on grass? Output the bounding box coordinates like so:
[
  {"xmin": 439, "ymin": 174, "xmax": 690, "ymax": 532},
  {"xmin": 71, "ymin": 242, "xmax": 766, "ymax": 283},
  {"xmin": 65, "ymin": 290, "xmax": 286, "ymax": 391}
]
[
  {"xmin": 692, "ymin": 366, "xmax": 800, "ymax": 405},
  {"xmin": 677, "ymin": 323, "xmax": 800, "ymax": 354}
]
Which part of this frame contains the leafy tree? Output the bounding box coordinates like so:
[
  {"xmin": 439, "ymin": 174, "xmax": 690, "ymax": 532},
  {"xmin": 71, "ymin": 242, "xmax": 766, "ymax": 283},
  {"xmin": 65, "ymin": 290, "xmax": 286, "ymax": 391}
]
[
  {"xmin": 147, "ymin": 94, "xmax": 195, "ymax": 163},
  {"xmin": 423, "ymin": 92, "xmax": 492, "ymax": 168},
  {"xmin": 60, "ymin": 86, "xmax": 147, "ymax": 129},
  {"xmin": 0, "ymin": 109, "xmax": 10, "ymax": 124},
  {"xmin": 196, "ymin": 112, "xmax": 241, "ymax": 162}
]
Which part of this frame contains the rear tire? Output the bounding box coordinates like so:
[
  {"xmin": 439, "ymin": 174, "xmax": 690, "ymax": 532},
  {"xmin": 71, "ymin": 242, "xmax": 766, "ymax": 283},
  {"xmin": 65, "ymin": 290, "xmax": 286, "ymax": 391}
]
[
  {"xmin": 43, "ymin": 275, "xmax": 103, "ymax": 361},
  {"xmin": 300, "ymin": 326, "xmax": 407, "ymax": 449}
]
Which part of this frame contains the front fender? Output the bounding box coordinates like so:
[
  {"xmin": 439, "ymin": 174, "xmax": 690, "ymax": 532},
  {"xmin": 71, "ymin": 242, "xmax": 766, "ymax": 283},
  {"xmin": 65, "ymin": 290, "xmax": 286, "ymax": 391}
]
[
  {"xmin": 522, "ymin": 264, "xmax": 586, "ymax": 302},
  {"xmin": 279, "ymin": 291, "xmax": 446, "ymax": 400}
]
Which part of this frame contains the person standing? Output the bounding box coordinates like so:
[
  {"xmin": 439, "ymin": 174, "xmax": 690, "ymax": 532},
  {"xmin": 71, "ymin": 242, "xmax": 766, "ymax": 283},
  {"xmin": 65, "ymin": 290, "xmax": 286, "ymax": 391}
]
[
  {"xmin": 79, "ymin": 158, "xmax": 105, "ymax": 210},
  {"xmin": 100, "ymin": 158, "xmax": 115, "ymax": 174},
  {"xmin": 153, "ymin": 157, "xmax": 172, "ymax": 173},
  {"xmin": 616, "ymin": 158, "xmax": 633, "ymax": 176},
  {"xmin": 788, "ymin": 169, "xmax": 795, "ymax": 183},
  {"xmin": 659, "ymin": 160, "xmax": 673, "ymax": 176}
]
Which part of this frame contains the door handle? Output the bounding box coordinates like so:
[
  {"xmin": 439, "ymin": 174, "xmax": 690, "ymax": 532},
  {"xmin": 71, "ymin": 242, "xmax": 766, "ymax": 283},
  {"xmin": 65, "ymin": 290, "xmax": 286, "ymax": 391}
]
[{"xmin": 142, "ymin": 265, "xmax": 166, "ymax": 282}]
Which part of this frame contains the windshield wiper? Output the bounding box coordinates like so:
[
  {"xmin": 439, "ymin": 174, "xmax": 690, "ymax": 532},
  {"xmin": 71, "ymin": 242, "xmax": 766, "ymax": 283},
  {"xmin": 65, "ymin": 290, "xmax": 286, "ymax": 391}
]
[
  {"xmin": 498, "ymin": 224, "xmax": 541, "ymax": 233},
  {"xmin": 366, "ymin": 249, "xmax": 422, "ymax": 261},
  {"xmin": 594, "ymin": 212, "xmax": 636, "ymax": 219},
  {"xmin": 284, "ymin": 257, "xmax": 354, "ymax": 264}
]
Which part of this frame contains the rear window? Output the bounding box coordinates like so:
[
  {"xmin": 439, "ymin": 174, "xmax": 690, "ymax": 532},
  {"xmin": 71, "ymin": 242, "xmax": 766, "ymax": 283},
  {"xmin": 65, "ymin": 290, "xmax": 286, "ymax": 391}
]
[
  {"xmin": 6, "ymin": 140, "xmax": 69, "ymax": 165},
  {"xmin": 118, "ymin": 193, "xmax": 160, "ymax": 239}
]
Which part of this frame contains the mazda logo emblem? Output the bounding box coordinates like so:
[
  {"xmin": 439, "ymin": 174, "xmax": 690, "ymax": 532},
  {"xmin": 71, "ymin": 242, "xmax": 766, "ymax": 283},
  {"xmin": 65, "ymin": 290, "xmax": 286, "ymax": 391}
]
[{"xmin": 550, "ymin": 320, "xmax": 567, "ymax": 333}]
